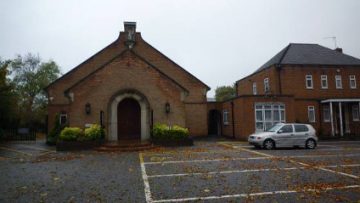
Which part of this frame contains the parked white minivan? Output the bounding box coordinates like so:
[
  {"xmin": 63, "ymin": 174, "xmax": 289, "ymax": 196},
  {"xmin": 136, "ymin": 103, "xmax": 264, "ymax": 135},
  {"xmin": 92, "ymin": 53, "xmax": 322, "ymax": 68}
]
[{"xmin": 248, "ymin": 123, "xmax": 317, "ymax": 150}]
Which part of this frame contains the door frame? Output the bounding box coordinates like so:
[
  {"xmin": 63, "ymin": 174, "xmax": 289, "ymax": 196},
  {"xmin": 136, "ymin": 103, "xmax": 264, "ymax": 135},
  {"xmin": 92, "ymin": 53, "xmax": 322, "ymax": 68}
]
[{"xmin": 108, "ymin": 89, "xmax": 150, "ymax": 141}]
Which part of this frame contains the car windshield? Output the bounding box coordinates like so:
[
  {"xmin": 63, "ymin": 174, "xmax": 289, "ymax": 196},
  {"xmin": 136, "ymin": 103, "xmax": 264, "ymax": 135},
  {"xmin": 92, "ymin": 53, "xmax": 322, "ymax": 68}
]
[{"xmin": 266, "ymin": 124, "xmax": 283, "ymax": 132}]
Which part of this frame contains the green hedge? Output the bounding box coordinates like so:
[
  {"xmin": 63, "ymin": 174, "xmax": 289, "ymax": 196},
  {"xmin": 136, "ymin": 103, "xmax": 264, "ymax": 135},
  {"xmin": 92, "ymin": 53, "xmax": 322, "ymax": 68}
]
[
  {"xmin": 84, "ymin": 124, "xmax": 104, "ymax": 141},
  {"xmin": 58, "ymin": 124, "xmax": 105, "ymax": 142},
  {"xmin": 152, "ymin": 123, "xmax": 189, "ymax": 141},
  {"xmin": 59, "ymin": 127, "xmax": 83, "ymax": 141}
]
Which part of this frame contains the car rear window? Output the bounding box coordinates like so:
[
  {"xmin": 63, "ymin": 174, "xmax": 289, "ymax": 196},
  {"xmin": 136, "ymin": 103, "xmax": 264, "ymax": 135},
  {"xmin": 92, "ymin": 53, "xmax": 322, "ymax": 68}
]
[{"xmin": 295, "ymin": 125, "xmax": 309, "ymax": 132}]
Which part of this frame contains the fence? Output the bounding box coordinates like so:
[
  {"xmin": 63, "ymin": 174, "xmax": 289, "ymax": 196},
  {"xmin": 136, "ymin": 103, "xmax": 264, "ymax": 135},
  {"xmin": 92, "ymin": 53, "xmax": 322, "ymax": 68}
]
[{"xmin": 0, "ymin": 128, "xmax": 36, "ymax": 141}]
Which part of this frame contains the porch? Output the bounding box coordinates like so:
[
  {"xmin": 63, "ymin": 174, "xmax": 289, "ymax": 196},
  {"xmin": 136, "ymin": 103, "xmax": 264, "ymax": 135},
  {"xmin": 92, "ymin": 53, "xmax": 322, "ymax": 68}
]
[{"xmin": 321, "ymin": 99, "xmax": 360, "ymax": 136}]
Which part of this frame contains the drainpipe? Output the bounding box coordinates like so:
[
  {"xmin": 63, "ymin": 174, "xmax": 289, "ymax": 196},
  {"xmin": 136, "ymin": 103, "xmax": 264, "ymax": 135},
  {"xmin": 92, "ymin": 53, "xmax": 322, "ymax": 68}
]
[
  {"xmin": 276, "ymin": 64, "xmax": 282, "ymax": 95},
  {"xmin": 231, "ymin": 101, "xmax": 235, "ymax": 138}
]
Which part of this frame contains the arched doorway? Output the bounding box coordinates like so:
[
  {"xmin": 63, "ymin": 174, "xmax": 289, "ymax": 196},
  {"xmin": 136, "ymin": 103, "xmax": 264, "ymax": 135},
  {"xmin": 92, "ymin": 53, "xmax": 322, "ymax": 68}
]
[
  {"xmin": 108, "ymin": 89, "xmax": 150, "ymax": 141},
  {"xmin": 117, "ymin": 98, "xmax": 141, "ymax": 140},
  {"xmin": 208, "ymin": 109, "xmax": 221, "ymax": 136}
]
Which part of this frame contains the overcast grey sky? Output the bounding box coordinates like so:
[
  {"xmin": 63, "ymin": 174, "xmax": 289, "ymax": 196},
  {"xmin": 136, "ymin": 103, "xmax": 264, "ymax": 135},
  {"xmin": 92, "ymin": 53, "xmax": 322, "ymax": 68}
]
[{"xmin": 1, "ymin": 0, "xmax": 359, "ymax": 97}]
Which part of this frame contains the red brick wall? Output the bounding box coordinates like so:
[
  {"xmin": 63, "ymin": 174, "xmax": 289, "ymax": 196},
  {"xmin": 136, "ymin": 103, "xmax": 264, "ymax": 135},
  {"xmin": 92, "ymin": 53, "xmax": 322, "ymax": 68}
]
[
  {"xmin": 236, "ymin": 66, "xmax": 279, "ymax": 96},
  {"xmin": 280, "ymin": 66, "xmax": 360, "ymax": 99},
  {"xmin": 221, "ymin": 96, "xmax": 296, "ymax": 140}
]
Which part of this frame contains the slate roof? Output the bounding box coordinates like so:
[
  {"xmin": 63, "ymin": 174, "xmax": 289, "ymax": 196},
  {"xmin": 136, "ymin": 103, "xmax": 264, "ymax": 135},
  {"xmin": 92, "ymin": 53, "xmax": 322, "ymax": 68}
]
[{"xmin": 255, "ymin": 43, "xmax": 360, "ymax": 73}]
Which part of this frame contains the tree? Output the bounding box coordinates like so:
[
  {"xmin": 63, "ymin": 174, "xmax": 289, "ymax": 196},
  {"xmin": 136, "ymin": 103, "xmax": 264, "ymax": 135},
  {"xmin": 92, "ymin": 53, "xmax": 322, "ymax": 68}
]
[
  {"xmin": 0, "ymin": 58, "xmax": 18, "ymax": 128},
  {"xmin": 215, "ymin": 85, "xmax": 236, "ymax": 102},
  {"xmin": 9, "ymin": 53, "xmax": 61, "ymax": 127}
]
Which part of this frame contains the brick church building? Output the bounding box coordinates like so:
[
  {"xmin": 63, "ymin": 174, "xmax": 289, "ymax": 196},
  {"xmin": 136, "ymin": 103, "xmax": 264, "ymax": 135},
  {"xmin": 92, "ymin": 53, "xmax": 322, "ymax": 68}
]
[{"xmin": 46, "ymin": 22, "xmax": 209, "ymax": 141}]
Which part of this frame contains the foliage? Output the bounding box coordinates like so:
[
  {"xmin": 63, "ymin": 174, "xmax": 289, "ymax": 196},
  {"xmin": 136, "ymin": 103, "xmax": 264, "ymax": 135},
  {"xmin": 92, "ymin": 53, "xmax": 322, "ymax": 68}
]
[
  {"xmin": 47, "ymin": 114, "xmax": 63, "ymax": 145},
  {"xmin": 215, "ymin": 85, "xmax": 236, "ymax": 102},
  {"xmin": 84, "ymin": 124, "xmax": 104, "ymax": 141},
  {"xmin": 9, "ymin": 53, "xmax": 60, "ymax": 127},
  {"xmin": 152, "ymin": 123, "xmax": 189, "ymax": 141},
  {"xmin": 59, "ymin": 127, "xmax": 83, "ymax": 141},
  {"xmin": 0, "ymin": 58, "xmax": 18, "ymax": 128}
]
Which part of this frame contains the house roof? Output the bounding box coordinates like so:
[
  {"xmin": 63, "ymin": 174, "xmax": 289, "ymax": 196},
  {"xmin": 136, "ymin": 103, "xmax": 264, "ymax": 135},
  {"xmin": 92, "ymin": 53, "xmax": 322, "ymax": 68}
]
[{"xmin": 256, "ymin": 43, "xmax": 360, "ymax": 72}]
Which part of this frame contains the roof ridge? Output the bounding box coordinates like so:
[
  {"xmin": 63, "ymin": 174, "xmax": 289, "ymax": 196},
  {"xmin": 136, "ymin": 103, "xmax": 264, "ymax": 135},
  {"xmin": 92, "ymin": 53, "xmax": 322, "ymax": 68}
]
[{"xmin": 277, "ymin": 44, "xmax": 292, "ymax": 65}]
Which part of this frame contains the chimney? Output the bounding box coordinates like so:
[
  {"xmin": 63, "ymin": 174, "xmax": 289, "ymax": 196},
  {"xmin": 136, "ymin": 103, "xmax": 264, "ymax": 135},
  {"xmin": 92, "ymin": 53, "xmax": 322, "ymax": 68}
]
[{"xmin": 334, "ymin": 47, "xmax": 343, "ymax": 53}]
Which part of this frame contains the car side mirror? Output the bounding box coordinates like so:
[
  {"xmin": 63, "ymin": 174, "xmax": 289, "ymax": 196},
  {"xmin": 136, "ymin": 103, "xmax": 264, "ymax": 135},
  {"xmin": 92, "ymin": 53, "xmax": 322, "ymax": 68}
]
[{"xmin": 277, "ymin": 130, "xmax": 283, "ymax": 134}]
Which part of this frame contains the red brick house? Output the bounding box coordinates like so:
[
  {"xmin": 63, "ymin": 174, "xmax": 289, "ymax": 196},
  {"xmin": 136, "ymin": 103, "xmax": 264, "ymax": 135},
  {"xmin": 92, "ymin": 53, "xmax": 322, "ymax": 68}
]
[
  {"xmin": 212, "ymin": 43, "xmax": 360, "ymax": 139},
  {"xmin": 46, "ymin": 22, "xmax": 210, "ymax": 141}
]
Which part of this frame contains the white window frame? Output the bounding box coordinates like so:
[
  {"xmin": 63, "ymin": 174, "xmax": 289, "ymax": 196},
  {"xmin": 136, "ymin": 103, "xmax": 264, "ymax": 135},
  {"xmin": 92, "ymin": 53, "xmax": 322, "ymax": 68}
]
[
  {"xmin": 264, "ymin": 78, "xmax": 270, "ymax": 93},
  {"xmin": 335, "ymin": 75, "xmax": 342, "ymax": 89},
  {"xmin": 323, "ymin": 106, "xmax": 330, "ymax": 122},
  {"xmin": 305, "ymin": 75, "xmax": 313, "ymax": 89},
  {"xmin": 349, "ymin": 75, "xmax": 357, "ymax": 89},
  {"xmin": 321, "ymin": 75, "xmax": 328, "ymax": 89},
  {"xmin": 252, "ymin": 82, "xmax": 257, "ymax": 95},
  {"xmin": 308, "ymin": 106, "xmax": 316, "ymax": 123},
  {"xmin": 352, "ymin": 105, "xmax": 359, "ymax": 121},
  {"xmin": 254, "ymin": 103, "xmax": 286, "ymax": 132},
  {"xmin": 223, "ymin": 110, "xmax": 229, "ymax": 125}
]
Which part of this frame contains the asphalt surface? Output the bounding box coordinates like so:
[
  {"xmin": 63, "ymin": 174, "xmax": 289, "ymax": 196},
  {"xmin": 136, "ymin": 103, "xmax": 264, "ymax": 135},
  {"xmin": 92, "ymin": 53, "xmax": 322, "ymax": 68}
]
[{"xmin": 1, "ymin": 139, "xmax": 359, "ymax": 202}]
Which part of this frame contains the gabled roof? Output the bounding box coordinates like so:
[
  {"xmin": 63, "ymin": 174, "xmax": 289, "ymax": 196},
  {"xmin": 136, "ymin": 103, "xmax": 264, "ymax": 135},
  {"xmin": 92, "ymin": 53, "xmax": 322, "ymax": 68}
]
[{"xmin": 256, "ymin": 43, "xmax": 360, "ymax": 72}]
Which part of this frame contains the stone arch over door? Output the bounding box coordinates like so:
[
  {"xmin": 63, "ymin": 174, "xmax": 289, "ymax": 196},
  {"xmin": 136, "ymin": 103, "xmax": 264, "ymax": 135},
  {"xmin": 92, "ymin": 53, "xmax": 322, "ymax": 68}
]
[{"xmin": 108, "ymin": 89, "xmax": 150, "ymax": 141}]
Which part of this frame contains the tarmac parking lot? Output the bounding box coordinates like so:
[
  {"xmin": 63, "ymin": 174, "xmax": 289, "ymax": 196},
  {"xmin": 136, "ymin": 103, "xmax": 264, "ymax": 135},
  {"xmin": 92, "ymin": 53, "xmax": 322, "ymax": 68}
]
[
  {"xmin": 140, "ymin": 140, "xmax": 360, "ymax": 202},
  {"xmin": 0, "ymin": 140, "xmax": 359, "ymax": 202}
]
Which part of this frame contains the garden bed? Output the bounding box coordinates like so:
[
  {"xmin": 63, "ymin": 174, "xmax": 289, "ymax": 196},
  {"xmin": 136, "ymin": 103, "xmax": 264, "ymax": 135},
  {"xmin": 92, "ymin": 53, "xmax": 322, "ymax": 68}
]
[{"xmin": 56, "ymin": 140, "xmax": 104, "ymax": 151}]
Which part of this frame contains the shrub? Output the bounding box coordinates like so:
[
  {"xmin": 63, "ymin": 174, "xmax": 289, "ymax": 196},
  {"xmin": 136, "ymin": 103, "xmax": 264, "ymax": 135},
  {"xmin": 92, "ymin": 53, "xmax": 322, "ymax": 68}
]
[
  {"xmin": 59, "ymin": 127, "xmax": 83, "ymax": 141},
  {"xmin": 47, "ymin": 114, "xmax": 64, "ymax": 145},
  {"xmin": 152, "ymin": 123, "xmax": 189, "ymax": 141},
  {"xmin": 84, "ymin": 124, "xmax": 104, "ymax": 141}
]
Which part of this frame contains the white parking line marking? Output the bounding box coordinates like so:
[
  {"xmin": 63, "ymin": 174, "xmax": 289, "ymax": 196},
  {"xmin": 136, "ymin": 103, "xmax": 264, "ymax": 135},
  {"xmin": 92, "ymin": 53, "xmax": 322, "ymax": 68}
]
[
  {"xmin": 148, "ymin": 164, "xmax": 360, "ymax": 178},
  {"xmin": 144, "ymin": 156, "xmax": 270, "ymax": 165},
  {"xmin": 152, "ymin": 185, "xmax": 360, "ymax": 202},
  {"xmin": 144, "ymin": 153, "xmax": 360, "ymax": 165},
  {"xmin": 139, "ymin": 152, "xmax": 153, "ymax": 203},
  {"xmin": 148, "ymin": 167, "xmax": 299, "ymax": 178},
  {"xmin": 228, "ymin": 144, "xmax": 360, "ymax": 179}
]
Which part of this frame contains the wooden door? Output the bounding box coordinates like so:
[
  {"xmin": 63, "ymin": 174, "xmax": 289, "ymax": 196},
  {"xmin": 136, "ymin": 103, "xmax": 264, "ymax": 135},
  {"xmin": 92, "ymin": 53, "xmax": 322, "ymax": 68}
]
[{"xmin": 117, "ymin": 98, "xmax": 141, "ymax": 140}]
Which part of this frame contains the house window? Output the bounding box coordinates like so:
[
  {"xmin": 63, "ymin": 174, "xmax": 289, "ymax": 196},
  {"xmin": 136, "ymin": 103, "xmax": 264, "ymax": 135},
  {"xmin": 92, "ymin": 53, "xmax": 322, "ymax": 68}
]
[
  {"xmin": 352, "ymin": 105, "xmax": 359, "ymax": 121},
  {"xmin": 252, "ymin": 82, "xmax": 257, "ymax": 95},
  {"xmin": 350, "ymin": 75, "xmax": 357, "ymax": 89},
  {"xmin": 255, "ymin": 103, "xmax": 285, "ymax": 131},
  {"xmin": 321, "ymin": 75, "xmax": 328, "ymax": 89},
  {"xmin": 308, "ymin": 106, "xmax": 316, "ymax": 123},
  {"xmin": 335, "ymin": 75, "xmax": 342, "ymax": 89},
  {"xmin": 60, "ymin": 113, "xmax": 67, "ymax": 125},
  {"xmin": 223, "ymin": 110, "xmax": 229, "ymax": 125},
  {"xmin": 305, "ymin": 75, "xmax": 313, "ymax": 89},
  {"xmin": 323, "ymin": 106, "xmax": 330, "ymax": 122},
  {"xmin": 264, "ymin": 78, "xmax": 270, "ymax": 93}
]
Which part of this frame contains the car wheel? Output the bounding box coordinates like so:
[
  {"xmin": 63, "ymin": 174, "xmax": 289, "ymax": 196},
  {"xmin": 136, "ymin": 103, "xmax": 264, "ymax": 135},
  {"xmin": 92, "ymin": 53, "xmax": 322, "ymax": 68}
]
[
  {"xmin": 263, "ymin": 139, "xmax": 275, "ymax": 150},
  {"xmin": 305, "ymin": 139, "xmax": 316, "ymax": 149}
]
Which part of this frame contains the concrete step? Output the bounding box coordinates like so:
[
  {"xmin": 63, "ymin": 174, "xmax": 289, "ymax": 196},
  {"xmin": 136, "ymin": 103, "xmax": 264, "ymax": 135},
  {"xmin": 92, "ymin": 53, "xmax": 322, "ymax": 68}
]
[{"xmin": 95, "ymin": 141, "xmax": 156, "ymax": 152}]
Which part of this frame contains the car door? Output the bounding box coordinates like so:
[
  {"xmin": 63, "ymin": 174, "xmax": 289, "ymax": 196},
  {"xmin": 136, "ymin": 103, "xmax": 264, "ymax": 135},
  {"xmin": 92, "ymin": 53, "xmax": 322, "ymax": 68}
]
[
  {"xmin": 274, "ymin": 124, "xmax": 294, "ymax": 147},
  {"xmin": 294, "ymin": 124, "xmax": 309, "ymax": 146}
]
